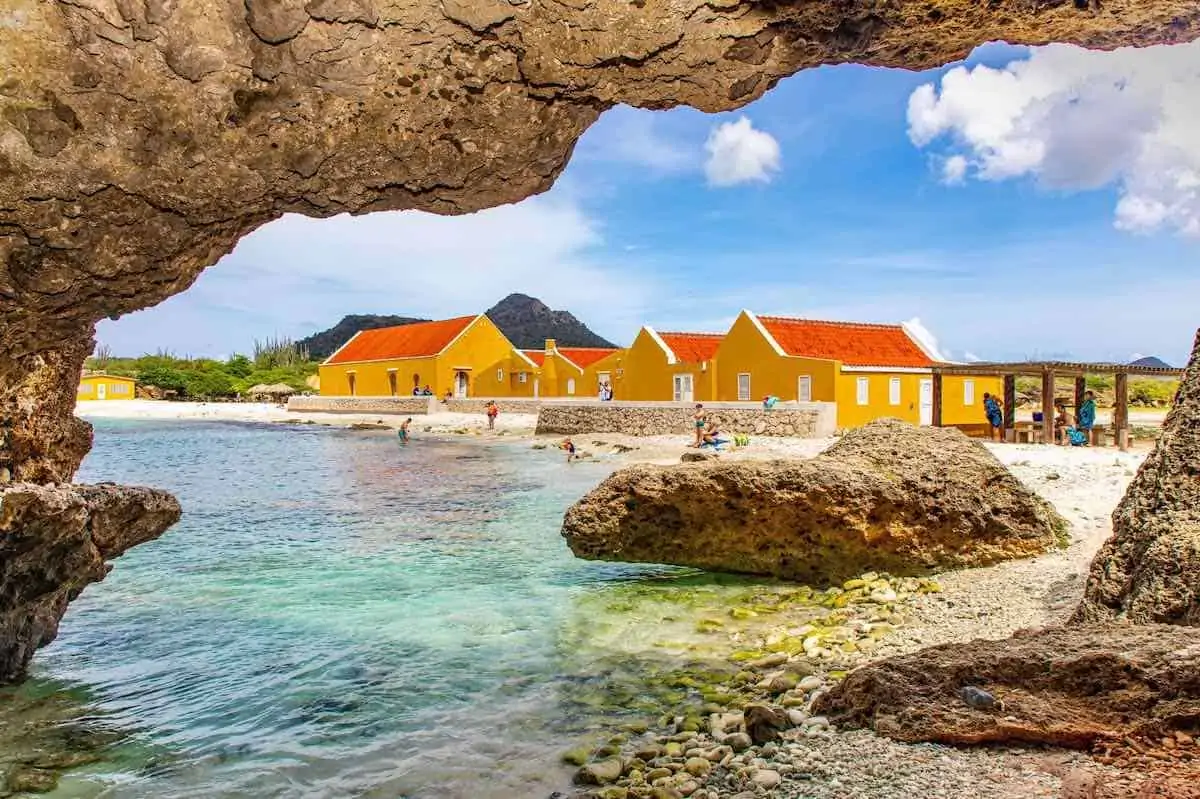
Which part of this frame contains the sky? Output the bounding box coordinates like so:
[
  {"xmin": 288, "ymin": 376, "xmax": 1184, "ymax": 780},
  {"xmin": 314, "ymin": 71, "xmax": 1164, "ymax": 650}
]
[{"xmin": 99, "ymin": 40, "xmax": 1200, "ymax": 366}]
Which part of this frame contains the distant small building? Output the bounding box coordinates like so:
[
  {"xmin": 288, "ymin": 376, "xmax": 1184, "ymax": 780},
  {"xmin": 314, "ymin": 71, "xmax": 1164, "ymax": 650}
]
[
  {"xmin": 715, "ymin": 311, "xmax": 999, "ymax": 429},
  {"xmin": 521, "ymin": 339, "xmax": 623, "ymax": 398},
  {"xmin": 78, "ymin": 373, "xmax": 136, "ymax": 401},
  {"xmin": 622, "ymin": 327, "xmax": 722, "ymax": 402},
  {"xmin": 318, "ymin": 314, "xmax": 534, "ymax": 398}
]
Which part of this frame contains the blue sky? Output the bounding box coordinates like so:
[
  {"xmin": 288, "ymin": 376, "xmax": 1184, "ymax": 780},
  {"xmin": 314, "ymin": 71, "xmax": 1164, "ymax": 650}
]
[{"xmin": 100, "ymin": 41, "xmax": 1200, "ymax": 365}]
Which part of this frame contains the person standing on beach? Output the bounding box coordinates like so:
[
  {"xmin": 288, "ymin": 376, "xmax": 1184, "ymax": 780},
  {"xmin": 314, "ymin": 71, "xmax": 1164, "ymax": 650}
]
[
  {"xmin": 486, "ymin": 400, "xmax": 499, "ymax": 430},
  {"xmin": 692, "ymin": 403, "xmax": 706, "ymax": 447},
  {"xmin": 1077, "ymin": 390, "xmax": 1097, "ymax": 441},
  {"xmin": 982, "ymin": 392, "xmax": 1003, "ymax": 441}
]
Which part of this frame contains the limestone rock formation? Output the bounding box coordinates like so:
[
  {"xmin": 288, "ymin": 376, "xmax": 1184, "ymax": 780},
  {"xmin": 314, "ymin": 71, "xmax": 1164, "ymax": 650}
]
[
  {"xmin": 561, "ymin": 420, "xmax": 1066, "ymax": 583},
  {"xmin": 813, "ymin": 624, "xmax": 1200, "ymax": 748},
  {"xmin": 1074, "ymin": 330, "xmax": 1200, "ymax": 626},
  {"xmin": 0, "ymin": 483, "xmax": 180, "ymax": 682}
]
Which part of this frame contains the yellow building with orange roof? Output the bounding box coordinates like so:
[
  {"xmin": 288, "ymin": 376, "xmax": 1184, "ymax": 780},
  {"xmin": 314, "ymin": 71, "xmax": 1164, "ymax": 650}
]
[
  {"xmin": 621, "ymin": 327, "xmax": 722, "ymax": 402},
  {"xmin": 714, "ymin": 310, "xmax": 1000, "ymax": 429},
  {"xmin": 319, "ymin": 315, "xmax": 537, "ymax": 398},
  {"xmin": 520, "ymin": 340, "xmax": 624, "ymax": 398}
]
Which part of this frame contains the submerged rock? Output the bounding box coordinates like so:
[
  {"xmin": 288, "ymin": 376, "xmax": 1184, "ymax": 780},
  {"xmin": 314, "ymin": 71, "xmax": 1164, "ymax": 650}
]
[
  {"xmin": 1075, "ymin": 330, "xmax": 1200, "ymax": 626},
  {"xmin": 813, "ymin": 624, "xmax": 1200, "ymax": 748},
  {"xmin": 561, "ymin": 420, "xmax": 1066, "ymax": 583},
  {"xmin": 0, "ymin": 483, "xmax": 180, "ymax": 683}
]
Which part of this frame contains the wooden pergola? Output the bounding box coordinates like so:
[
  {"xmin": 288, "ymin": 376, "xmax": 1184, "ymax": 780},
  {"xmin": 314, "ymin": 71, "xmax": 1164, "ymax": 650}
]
[{"xmin": 931, "ymin": 361, "xmax": 1182, "ymax": 449}]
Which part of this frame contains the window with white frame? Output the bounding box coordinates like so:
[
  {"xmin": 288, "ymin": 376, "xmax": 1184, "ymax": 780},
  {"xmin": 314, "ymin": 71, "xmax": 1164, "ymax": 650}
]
[
  {"xmin": 567, "ymin": 378, "xmax": 576, "ymax": 395},
  {"xmin": 113, "ymin": 383, "xmax": 130, "ymax": 394},
  {"xmin": 889, "ymin": 377, "xmax": 901, "ymax": 406},
  {"xmin": 856, "ymin": 377, "xmax": 869, "ymax": 406},
  {"xmin": 518, "ymin": 372, "xmax": 528, "ymax": 384},
  {"xmin": 497, "ymin": 368, "xmax": 504, "ymax": 382},
  {"xmin": 737, "ymin": 373, "xmax": 751, "ymax": 401},
  {"xmin": 964, "ymin": 379, "xmax": 975, "ymax": 406}
]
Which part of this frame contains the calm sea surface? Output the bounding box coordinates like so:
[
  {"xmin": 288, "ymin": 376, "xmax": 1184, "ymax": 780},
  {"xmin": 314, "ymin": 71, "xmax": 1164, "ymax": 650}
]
[{"xmin": 6, "ymin": 420, "xmax": 760, "ymax": 798}]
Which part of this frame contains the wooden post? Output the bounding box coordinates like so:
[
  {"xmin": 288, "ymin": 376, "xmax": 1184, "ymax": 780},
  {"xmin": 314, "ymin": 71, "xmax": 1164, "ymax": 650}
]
[
  {"xmin": 1115, "ymin": 372, "xmax": 1129, "ymax": 451},
  {"xmin": 932, "ymin": 372, "xmax": 943, "ymax": 428},
  {"xmin": 1003, "ymin": 374, "xmax": 1016, "ymax": 441},
  {"xmin": 1041, "ymin": 368, "xmax": 1056, "ymax": 444},
  {"xmin": 1074, "ymin": 376, "xmax": 1086, "ymax": 414}
]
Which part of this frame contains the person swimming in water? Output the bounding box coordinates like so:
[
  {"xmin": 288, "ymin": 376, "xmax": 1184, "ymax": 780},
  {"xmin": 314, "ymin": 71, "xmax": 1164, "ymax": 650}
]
[{"xmin": 398, "ymin": 418, "xmax": 411, "ymax": 442}]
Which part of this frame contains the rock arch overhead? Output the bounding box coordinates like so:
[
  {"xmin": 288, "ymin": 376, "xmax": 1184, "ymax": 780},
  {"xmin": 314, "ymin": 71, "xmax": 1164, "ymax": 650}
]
[{"xmin": 0, "ymin": 0, "xmax": 1198, "ymax": 678}]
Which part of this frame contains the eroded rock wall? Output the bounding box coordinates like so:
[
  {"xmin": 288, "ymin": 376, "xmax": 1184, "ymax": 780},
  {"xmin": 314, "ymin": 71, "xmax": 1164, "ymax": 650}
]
[
  {"xmin": 0, "ymin": 482, "xmax": 180, "ymax": 682},
  {"xmin": 535, "ymin": 404, "xmax": 833, "ymax": 438},
  {"xmin": 1074, "ymin": 330, "xmax": 1200, "ymax": 626}
]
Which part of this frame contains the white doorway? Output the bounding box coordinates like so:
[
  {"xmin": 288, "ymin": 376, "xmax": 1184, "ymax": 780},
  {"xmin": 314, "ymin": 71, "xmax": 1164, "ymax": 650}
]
[
  {"xmin": 97, "ymin": 383, "xmax": 107, "ymax": 400},
  {"xmin": 673, "ymin": 374, "xmax": 694, "ymax": 402},
  {"xmin": 919, "ymin": 378, "xmax": 933, "ymax": 425},
  {"xmin": 533, "ymin": 378, "xmax": 540, "ymax": 398},
  {"xmin": 797, "ymin": 375, "xmax": 812, "ymax": 403},
  {"xmin": 454, "ymin": 371, "xmax": 469, "ymax": 398}
]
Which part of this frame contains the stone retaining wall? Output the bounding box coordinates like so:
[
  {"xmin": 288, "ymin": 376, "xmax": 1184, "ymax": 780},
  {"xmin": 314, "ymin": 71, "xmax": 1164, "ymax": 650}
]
[
  {"xmin": 442, "ymin": 399, "xmax": 551, "ymax": 415},
  {"xmin": 286, "ymin": 396, "xmax": 433, "ymax": 414},
  {"xmin": 535, "ymin": 403, "xmax": 836, "ymax": 438}
]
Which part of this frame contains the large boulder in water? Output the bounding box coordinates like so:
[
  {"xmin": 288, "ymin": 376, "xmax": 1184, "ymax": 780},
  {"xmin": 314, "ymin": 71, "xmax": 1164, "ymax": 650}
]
[
  {"xmin": 1074, "ymin": 330, "xmax": 1200, "ymax": 626},
  {"xmin": 561, "ymin": 419, "xmax": 1066, "ymax": 583}
]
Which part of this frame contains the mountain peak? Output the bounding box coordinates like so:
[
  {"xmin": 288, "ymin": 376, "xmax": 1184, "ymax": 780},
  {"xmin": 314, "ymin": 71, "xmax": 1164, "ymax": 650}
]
[
  {"xmin": 298, "ymin": 295, "xmax": 615, "ymax": 360},
  {"xmin": 1129, "ymin": 355, "xmax": 1172, "ymax": 369},
  {"xmin": 485, "ymin": 294, "xmax": 616, "ymax": 350}
]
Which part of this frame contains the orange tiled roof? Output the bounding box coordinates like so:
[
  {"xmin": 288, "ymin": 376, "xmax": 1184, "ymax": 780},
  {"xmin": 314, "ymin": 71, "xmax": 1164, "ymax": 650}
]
[
  {"xmin": 558, "ymin": 348, "xmax": 619, "ymax": 369},
  {"xmin": 521, "ymin": 350, "xmax": 546, "ymax": 367},
  {"xmin": 757, "ymin": 316, "xmax": 934, "ymax": 368},
  {"xmin": 659, "ymin": 332, "xmax": 722, "ymax": 363},
  {"xmin": 326, "ymin": 316, "xmax": 477, "ymax": 364}
]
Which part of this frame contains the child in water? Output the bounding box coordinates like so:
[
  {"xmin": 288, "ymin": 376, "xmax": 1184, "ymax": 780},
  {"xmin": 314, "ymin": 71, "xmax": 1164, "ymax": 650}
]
[
  {"xmin": 398, "ymin": 418, "xmax": 411, "ymax": 442},
  {"xmin": 560, "ymin": 438, "xmax": 579, "ymax": 463}
]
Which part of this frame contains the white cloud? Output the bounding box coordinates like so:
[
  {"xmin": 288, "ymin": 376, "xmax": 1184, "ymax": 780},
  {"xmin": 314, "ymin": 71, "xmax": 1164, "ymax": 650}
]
[
  {"xmin": 908, "ymin": 41, "xmax": 1200, "ymax": 235},
  {"xmin": 704, "ymin": 116, "xmax": 781, "ymax": 187},
  {"xmin": 901, "ymin": 317, "xmax": 947, "ymax": 362},
  {"xmin": 98, "ymin": 196, "xmax": 656, "ymax": 356},
  {"xmin": 963, "ymin": 351, "xmax": 982, "ymax": 363},
  {"xmin": 941, "ymin": 155, "xmax": 968, "ymax": 185}
]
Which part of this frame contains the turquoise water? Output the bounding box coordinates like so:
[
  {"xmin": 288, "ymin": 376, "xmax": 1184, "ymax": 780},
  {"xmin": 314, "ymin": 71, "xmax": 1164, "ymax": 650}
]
[{"xmin": 16, "ymin": 420, "xmax": 739, "ymax": 798}]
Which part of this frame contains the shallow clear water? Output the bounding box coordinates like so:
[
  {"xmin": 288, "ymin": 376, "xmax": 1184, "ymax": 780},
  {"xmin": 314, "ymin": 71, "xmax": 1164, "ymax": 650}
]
[{"xmin": 9, "ymin": 420, "xmax": 764, "ymax": 798}]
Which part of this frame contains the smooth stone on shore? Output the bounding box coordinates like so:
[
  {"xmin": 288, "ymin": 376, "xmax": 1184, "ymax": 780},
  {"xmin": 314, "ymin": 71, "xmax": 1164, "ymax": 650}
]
[
  {"xmin": 651, "ymin": 787, "xmax": 684, "ymax": 799},
  {"xmin": 596, "ymin": 787, "xmax": 629, "ymax": 799},
  {"xmin": 797, "ymin": 676, "xmax": 823, "ymax": 692},
  {"xmin": 724, "ymin": 732, "xmax": 753, "ymax": 752},
  {"xmin": 751, "ymin": 769, "xmax": 783, "ymax": 789},
  {"xmin": 575, "ymin": 758, "xmax": 624, "ymax": 785},
  {"xmin": 748, "ymin": 653, "xmax": 789, "ymax": 670},
  {"xmin": 683, "ymin": 757, "xmax": 711, "ymax": 777},
  {"xmin": 646, "ymin": 767, "xmax": 673, "ymax": 782}
]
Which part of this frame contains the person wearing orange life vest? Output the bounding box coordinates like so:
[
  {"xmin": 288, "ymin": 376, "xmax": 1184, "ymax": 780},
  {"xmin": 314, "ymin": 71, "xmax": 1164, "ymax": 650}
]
[{"xmin": 485, "ymin": 400, "xmax": 499, "ymax": 430}]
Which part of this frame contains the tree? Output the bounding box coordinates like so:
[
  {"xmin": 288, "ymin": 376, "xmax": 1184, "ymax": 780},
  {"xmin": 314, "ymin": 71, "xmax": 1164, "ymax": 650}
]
[
  {"xmin": 183, "ymin": 370, "xmax": 235, "ymax": 399},
  {"xmin": 225, "ymin": 354, "xmax": 253, "ymax": 378},
  {"xmin": 137, "ymin": 365, "xmax": 187, "ymax": 392}
]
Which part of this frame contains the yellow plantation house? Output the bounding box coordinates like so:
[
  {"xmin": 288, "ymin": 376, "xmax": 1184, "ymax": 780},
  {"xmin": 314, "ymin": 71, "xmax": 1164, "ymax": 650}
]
[
  {"xmin": 714, "ymin": 311, "xmax": 999, "ymax": 429},
  {"xmin": 78, "ymin": 373, "xmax": 136, "ymax": 401},
  {"xmin": 319, "ymin": 315, "xmax": 536, "ymax": 398},
  {"xmin": 520, "ymin": 340, "xmax": 623, "ymax": 398},
  {"xmin": 621, "ymin": 327, "xmax": 723, "ymax": 402}
]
